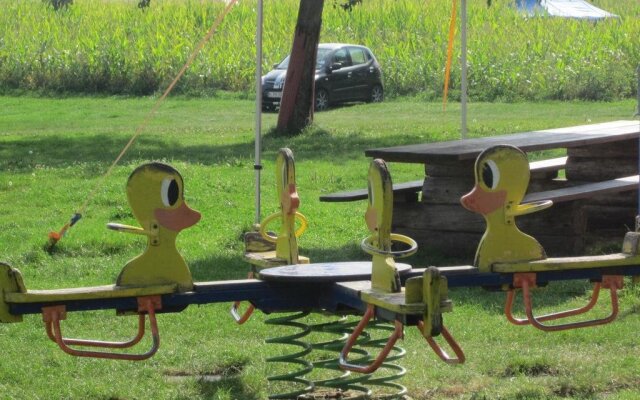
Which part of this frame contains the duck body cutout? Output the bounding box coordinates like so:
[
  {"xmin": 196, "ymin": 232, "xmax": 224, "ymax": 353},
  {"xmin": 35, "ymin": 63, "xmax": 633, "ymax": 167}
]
[
  {"xmin": 115, "ymin": 163, "xmax": 200, "ymax": 292},
  {"xmin": 460, "ymin": 145, "xmax": 552, "ymax": 272}
]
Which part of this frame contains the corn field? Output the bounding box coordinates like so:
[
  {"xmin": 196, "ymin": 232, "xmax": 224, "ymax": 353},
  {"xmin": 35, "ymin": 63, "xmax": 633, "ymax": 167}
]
[{"xmin": 0, "ymin": 0, "xmax": 638, "ymax": 100}]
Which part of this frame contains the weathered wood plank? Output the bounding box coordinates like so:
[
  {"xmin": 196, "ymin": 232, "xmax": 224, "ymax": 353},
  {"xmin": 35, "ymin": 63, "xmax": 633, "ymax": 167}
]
[
  {"xmin": 565, "ymin": 158, "xmax": 638, "ymax": 181},
  {"xmin": 583, "ymin": 205, "xmax": 636, "ymax": 232},
  {"xmin": 393, "ymin": 201, "xmax": 583, "ymax": 236},
  {"xmin": 6, "ymin": 284, "xmax": 177, "ymax": 303},
  {"xmin": 422, "ymin": 177, "xmax": 475, "ymax": 204},
  {"xmin": 492, "ymin": 252, "xmax": 640, "ymax": 273},
  {"xmin": 567, "ymin": 139, "xmax": 639, "ymax": 158},
  {"xmin": 319, "ymin": 179, "xmax": 424, "ymax": 202},
  {"xmin": 365, "ymin": 120, "xmax": 639, "ymax": 163},
  {"xmin": 524, "ymin": 176, "xmax": 639, "ymax": 203}
]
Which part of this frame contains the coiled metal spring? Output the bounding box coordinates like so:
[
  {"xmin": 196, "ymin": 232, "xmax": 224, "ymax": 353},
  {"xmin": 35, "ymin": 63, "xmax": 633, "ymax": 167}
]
[{"xmin": 264, "ymin": 311, "xmax": 314, "ymax": 399}]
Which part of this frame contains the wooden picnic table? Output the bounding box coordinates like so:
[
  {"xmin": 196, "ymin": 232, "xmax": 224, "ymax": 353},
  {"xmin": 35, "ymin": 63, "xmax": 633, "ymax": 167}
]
[{"xmin": 364, "ymin": 120, "xmax": 640, "ymax": 258}]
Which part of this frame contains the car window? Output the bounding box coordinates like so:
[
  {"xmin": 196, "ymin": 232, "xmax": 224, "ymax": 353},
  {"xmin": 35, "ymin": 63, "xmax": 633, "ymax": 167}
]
[
  {"xmin": 276, "ymin": 56, "xmax": 290, "ymax": 70},
  {"xmin": 276, "ymin": 48, "xmax": 333, "ymax": 70},
  {"xmin": 349, "ymin": 48, "xmax": 369, "ymax": 66},
  {"xmin": 316, "ymin": 48, "xmax": 331, "ymax": 69},
  {"xmin": 332, "ymin": 48, "xmax": 351, "ymax": 68}
]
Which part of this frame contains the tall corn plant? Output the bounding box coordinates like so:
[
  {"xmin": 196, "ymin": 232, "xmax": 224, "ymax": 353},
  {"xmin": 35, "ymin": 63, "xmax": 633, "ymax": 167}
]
[{"xmin": 0, "ymin": 0, "xmax": 638, "ymax": 100}]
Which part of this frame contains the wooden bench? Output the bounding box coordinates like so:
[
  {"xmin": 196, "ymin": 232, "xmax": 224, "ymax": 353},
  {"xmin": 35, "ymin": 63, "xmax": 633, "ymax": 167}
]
[
  {"xmin": 524, "ymin": 175, "xmax": 639, "ymax": 204},
  {"xmin": 319, "ymin": 179, "xmax": 424, "ymax": 203},
  {"xmin": 320, "ymin": 156, "xmax": 568, "ymax": 203}
]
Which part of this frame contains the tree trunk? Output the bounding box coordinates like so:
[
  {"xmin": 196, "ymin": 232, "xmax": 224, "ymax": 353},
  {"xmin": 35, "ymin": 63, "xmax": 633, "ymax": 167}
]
[{"xmin": 276, "ymin": 0, "xmax": 324, "ymax": 136}]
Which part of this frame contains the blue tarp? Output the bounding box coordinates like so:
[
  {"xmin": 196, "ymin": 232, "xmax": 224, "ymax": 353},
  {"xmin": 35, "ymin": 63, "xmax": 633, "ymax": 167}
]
[{"xmin": 515, "ymin": 0, "xmax": 618, "ymax": 20}]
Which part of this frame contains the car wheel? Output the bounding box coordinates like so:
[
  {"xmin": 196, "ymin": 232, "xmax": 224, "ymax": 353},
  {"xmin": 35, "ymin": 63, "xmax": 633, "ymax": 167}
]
[
  {"xmin": 369, "ymin": 85, "xmax": 384, "ymax": 103},
  {"xmin": 262, "ymin": 104, "xmax": 274, "ymax": 113},
  {"xmin": 315, "ymin": 89, "xmax": 330, "ymax": 112}
]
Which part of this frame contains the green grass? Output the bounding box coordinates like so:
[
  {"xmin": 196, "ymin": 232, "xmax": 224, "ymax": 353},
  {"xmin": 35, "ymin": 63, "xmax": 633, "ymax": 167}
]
[
  {"xmin": 0, "ymin": 95, "xmax": 639, "ymax": 399},
  {"xmin": 1, "ymin": 0, "xmax": 639, "ymax": 100}
]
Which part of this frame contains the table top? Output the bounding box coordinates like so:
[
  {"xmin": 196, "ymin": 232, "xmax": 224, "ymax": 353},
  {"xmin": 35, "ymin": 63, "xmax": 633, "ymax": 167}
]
[
  {"xmin": 258, "ymin": 261, "xmax": 412, "ymax": 282},
  {"xmin": 365, "ymin": 120, "xmax": 640, "ymax": 163}
]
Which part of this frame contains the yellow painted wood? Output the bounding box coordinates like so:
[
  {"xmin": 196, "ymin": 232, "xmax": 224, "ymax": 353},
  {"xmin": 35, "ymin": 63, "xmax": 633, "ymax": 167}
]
[
  {"xmin": 0, "ymin": 263, "xmax": 26, "ymax": 322},
  {"xmin": 461, "ymin": 145, "xmax": 548, "ymax": 273},
  {"xmin": 6, "ymin": 284, "xmax": 177, "ymax": 304},
  {"xmin": 360, "ymin": 289, "xmax": 425, "ymax": 314},
  {"xmin": 244, "ymin": 251, "xmax": 310, "ymax": 270},
  {"xmin": 115, "ymin": 163, "xmax": 200, "ymax": 292},
  {"xmin": 245, "ymin": 148, "xmax": 309, "ymax": 269},
  {"xmin": 367, "ymin": 159, "xmax": 402, "ymax": 293},
  {"xmin": 493, "ymin": 253, "xmax": 640, "ymax": 273}
]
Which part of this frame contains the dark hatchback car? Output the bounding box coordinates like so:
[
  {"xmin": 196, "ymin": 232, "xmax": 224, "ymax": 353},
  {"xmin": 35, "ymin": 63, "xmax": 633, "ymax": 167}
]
[{"xmin": 261, "ymin": 43, "xmax": 383, "ymax": 112}]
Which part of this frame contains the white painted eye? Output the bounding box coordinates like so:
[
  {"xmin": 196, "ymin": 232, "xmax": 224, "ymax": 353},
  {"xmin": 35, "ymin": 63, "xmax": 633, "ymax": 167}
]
[
  {"xmin": 482, "ymin": 160, "xmax": 500, "ymax": 190},
  {"xmin": 161, "ymin": 177, "xmax": 179, "ymax": 207}
]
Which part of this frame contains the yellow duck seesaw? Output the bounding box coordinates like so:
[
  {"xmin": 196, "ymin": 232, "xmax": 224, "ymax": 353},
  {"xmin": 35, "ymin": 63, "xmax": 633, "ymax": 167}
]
[
  {"xmin": 0, "ymin": 145, "xmax": 639, "ymax": 383},
  {"xmin": 0, "ymin": 148, "xmax": 434, "ymax": 368}
]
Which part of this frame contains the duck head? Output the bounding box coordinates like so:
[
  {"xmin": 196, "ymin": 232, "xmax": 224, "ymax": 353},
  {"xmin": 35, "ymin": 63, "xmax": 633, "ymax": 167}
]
[
  {"xmin": 127, "ymin": 163, "xmax": 200, "ymax": 236},
  {"xmin": 461, "ymin": 145, "xmax": 549, "ymax": 271}
]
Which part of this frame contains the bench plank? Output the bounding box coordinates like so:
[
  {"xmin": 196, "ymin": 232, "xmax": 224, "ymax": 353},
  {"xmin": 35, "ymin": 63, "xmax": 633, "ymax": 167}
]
[
  {"xmin": 319, "ymin": 179, "xmax": 424, "ymax": 202},
  {"xmin": 523, "ymin": 175, "xmax": 639, "ymax": 204},
  {"xmin": 529, "ymin": 156, "xmax": 567, "ymax": 173}
]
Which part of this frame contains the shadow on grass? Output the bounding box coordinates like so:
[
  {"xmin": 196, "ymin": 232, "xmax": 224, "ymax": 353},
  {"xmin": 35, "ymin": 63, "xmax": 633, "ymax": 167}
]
[{"xmin": 0, "ymin": 129, "xmax": 426, "ymax": 173}]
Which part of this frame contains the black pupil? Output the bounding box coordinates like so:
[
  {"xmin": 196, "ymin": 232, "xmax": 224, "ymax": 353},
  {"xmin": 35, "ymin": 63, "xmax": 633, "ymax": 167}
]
[
  {"xmin": 167, "ymin": 179, "xmax": 179, "ymax": 206},
  {"xmin": 482, "ymin": 163, "xmax": 493, "ymax": 189}
]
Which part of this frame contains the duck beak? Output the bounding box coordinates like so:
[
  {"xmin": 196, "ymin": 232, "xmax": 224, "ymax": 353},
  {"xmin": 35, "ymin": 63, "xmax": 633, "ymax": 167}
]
[
  {"xmin": 460, "ymin": 185, "xmax": 506, "ymax": 215},
  {"xmin": 280, "ymin": 183, "xmax": 300, "ymax": 215},
  {"xmin": 154, "ymin": 202, "xmax": 201, "ymax": 232}
]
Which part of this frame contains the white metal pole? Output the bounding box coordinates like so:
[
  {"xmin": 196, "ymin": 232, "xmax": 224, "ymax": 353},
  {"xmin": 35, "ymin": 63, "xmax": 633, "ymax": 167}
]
[
  {"xmin": 254, "ymin": 0, "xmax": 264, "ymax": 226},
  {"xmin": 461, "ymin": 0, "xmax": 468, "ymax": 138}
]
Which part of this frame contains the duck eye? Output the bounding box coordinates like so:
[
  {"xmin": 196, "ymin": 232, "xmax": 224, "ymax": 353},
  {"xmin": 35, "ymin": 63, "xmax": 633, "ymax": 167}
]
[
  {"xmin": 481, "ymin": 160, "xmax": 500, "ymax": 190},
  {"xmin": 161, "ymin": 178, "xmax": 179, "ymax": 207}
]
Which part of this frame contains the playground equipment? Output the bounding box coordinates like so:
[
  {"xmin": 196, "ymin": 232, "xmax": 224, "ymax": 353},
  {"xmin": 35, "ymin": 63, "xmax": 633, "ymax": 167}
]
[{"xmin": 3, "ymin": 145, "xmax": 640, "ymax": 398}]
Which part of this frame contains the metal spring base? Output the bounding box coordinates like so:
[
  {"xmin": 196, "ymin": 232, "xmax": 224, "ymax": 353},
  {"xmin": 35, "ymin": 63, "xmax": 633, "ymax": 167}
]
[
  {"xmin": 305, "ymin": 317, "xmax": 407, "ymax": 399},
  {"xmin": 265, "ymin": 311, "xmax": 314, "ymax": 399},
  {"xmin": 358, "ymin": 319, "xmax": 407, "ymax": 399},
  {"xmin": 308, "ymin": 316, "xmax": 372, "ymax": 399}
]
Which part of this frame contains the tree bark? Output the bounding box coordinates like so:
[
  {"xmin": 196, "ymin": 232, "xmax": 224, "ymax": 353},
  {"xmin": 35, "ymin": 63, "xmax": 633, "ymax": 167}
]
[{"xmin": 276, "ymin": 0, "xmax": 324, "ymax": 135}]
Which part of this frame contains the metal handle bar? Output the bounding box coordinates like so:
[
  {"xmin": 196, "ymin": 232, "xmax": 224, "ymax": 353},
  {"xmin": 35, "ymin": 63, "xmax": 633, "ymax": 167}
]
[
  {"xmin": 417, "ymin": 322, "xmax": 465, "ymax": 364},
  {"xmin": 41, "ymin": 296, "xmax": 161, "ymax": 360},
  {"xmin": 506, "ymin": 273, "xmax": 622, "ymax": 332},
  {"xmin": 258, "ymin": 212, "xmax": 308, "ymax": 243},
  {"xmin": 231, "ymin": 272, "xmax": 256, "ymax": 324},
  {"xmin": 360, "ymin": 233, "xmax": 418, "ymax": 258},
  {"xmin": 339, "ymin": 304, "xmax": 403, "ymax": 374}
]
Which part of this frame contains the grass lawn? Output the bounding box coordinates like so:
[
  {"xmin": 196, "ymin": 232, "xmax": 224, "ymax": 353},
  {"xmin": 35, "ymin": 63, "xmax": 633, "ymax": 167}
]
[{"xmin": 0, "ymin": 95, "xmax": 639, "ymax": 399}]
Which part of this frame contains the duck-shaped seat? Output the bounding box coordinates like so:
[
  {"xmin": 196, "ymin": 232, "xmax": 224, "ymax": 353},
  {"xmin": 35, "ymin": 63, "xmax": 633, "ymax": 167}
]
[
  {"xmin": 339, "ymin": 159, "xmax": 464, "ymax": 374},
  {"xmin": 243, "ymin": 148, "xmax": 310, "ymax": 270},
  {"xmin": 233, "ymin": 149, "xmax": 309, "ymax": 323},
  {"xmin": 461, "ymin": 145, "xmax": 630, "ymax": 331},
  {"xmin": 0, "ymin": 162, "xmax": 201, "ymax": 359}
]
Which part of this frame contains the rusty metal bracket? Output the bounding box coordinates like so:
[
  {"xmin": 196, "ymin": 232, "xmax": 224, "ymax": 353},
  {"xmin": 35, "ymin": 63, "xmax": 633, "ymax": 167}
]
[
  {"xmin": 339, "ymin": 304, "xmax": 404, "ymax": 374},
  {"xmin": 505, "ymin": 273, "xmax": 622, "ymax": 332},
  {"xmin": 41, "ymin": 295, "xmax": 162, "ymax": 360}
]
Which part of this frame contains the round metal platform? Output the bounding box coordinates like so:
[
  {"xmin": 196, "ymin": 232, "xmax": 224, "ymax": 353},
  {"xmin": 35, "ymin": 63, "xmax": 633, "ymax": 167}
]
[{"xmin": 258, "ymin": 261, "xmax": 412, "ymax": 283}]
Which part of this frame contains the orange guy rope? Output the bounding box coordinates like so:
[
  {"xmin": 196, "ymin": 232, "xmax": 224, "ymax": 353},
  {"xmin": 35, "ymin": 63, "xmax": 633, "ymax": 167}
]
[
  {"xmin": 443, "ymin": 0, "xmax": 457, "ymax": 112},
  {"xmin": 47, "ymin": 0, "xmax": 239, "ymax": 250}
]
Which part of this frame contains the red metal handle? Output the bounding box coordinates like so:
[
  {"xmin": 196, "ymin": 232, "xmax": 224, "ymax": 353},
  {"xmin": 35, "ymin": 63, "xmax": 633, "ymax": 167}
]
[
  {"xmin": 230, "ymin": 272, "xmax": 255, "ymax": 324},
  {"xmin": 417, "ymin": 322, "xmax": 465, "ymax": 364},
  {"xmin": 230, "ymin": 301, "xmax": 255, "ymax": 324},
  {"xmin": 46, "ymin": 313, "xmax": 146, "ymax": 349},
  {"xmin": 339, "ymin": 304, "xmax": 404, "ymax": 374},
  {"xmin": 506, "ymin": 273, "xmax": 622, "ymax": 332},
  {"xmin": 42, "ymin": 296, "xmax": 162, "ymax": 361}
]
